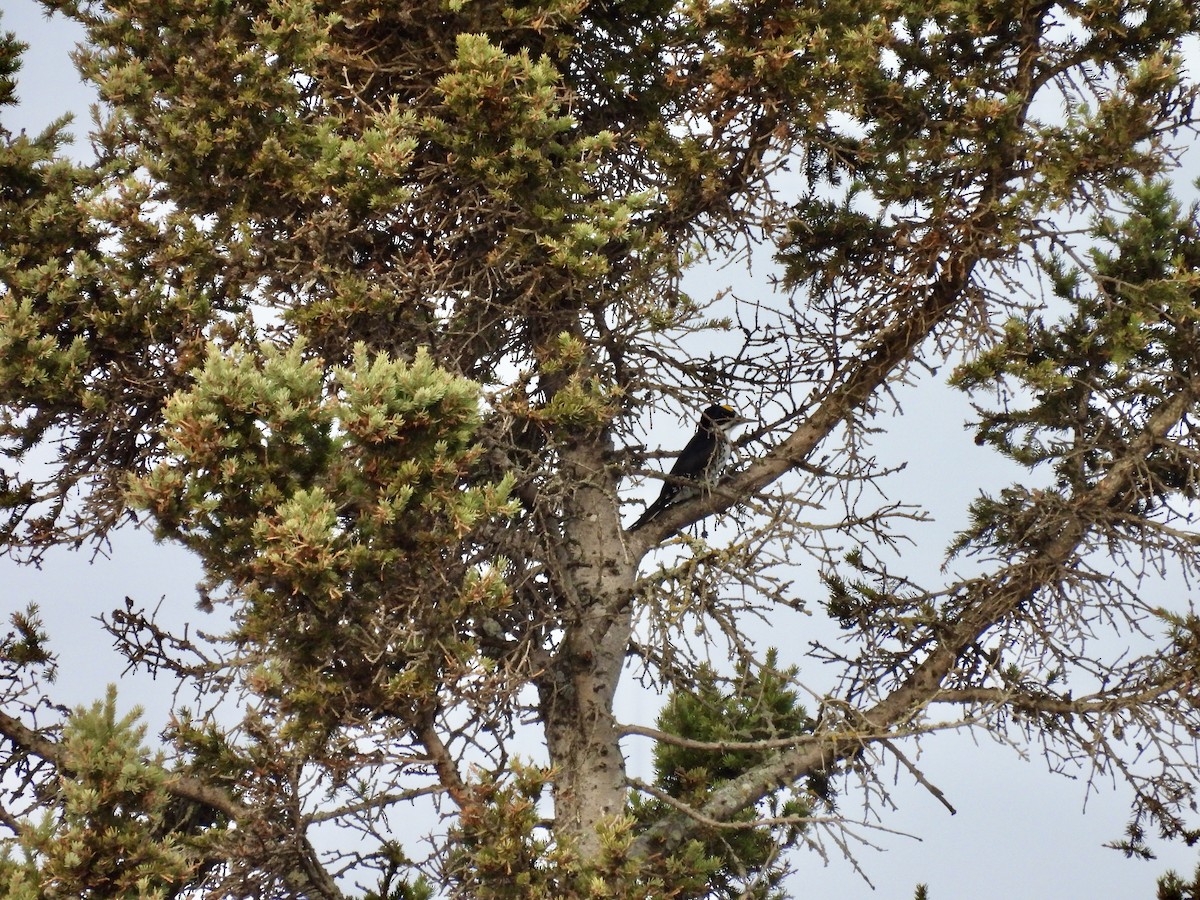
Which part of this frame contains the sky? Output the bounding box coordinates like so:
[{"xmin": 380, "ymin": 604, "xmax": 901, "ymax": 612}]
[{"xmin": 3, "ymin": 2, "xmax": 1199, "ymax": 897}]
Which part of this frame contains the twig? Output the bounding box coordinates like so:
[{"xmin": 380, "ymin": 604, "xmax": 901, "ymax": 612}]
[{"xmin": 880, "ymin": 738, "xmax": 957, "ymax": 816}]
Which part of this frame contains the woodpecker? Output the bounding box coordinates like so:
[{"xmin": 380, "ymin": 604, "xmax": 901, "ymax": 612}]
[{"xmin": 629, "ymin": 403, "xmax": 751, "ymax": 532}]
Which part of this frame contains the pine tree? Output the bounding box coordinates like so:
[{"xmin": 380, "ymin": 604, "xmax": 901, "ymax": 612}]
[
  {"xmin": 3, "ymin": 1, "xmax": 1200, "ymax": 896},
  {"xmin": 1159, "ymin": 864, "xmax": 1200, "ymax": 900}
]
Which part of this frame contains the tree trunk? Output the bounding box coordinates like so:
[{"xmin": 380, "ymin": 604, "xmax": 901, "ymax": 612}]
[{"xmin": 539, "ymin": 439, "xmax": 635, "ymax": 859}]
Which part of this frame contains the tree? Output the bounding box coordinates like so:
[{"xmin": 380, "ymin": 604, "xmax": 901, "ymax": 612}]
[
  {"xmin": 2, "ymin": 0, "xmax": 1200, "ymax": 896},
  {"xmin": 1159, "ymin": 863, "xmax": 1200, "ymax": 900}
]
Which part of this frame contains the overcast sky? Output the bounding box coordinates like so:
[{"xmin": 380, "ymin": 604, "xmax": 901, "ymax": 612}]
[{"xmin": 4, "ymin": 2, "xmax": 1200, "ymax": 897}]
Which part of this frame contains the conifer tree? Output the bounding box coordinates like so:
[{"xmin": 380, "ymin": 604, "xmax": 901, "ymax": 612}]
[
  {"xmin": 3, "ymin": 1, "xmax": 1200, "ymax": 896},
  {"xmin": 1159, "ymin": 863, "xmax": 1200, "ymax": 900}
]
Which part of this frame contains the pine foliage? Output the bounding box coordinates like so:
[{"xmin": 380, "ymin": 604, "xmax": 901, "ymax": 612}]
[{"xmin": 2, "ymin": 0, "xmax": 1200, "ymax": 896}]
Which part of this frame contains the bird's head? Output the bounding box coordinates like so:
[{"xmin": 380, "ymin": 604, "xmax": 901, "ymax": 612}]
[{"xmin": 701, "ymin": 403, "xmax": 752, "ymax": 432}]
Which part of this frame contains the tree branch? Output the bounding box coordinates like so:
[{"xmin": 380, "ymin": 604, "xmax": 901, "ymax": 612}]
[
  {"xmin": 0, "ymin": 707, "xmax": 249, "ymax": 822},
  {"xmin": 629, "ymin": 378, "xmax": 1200, "ymax": 858}
]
